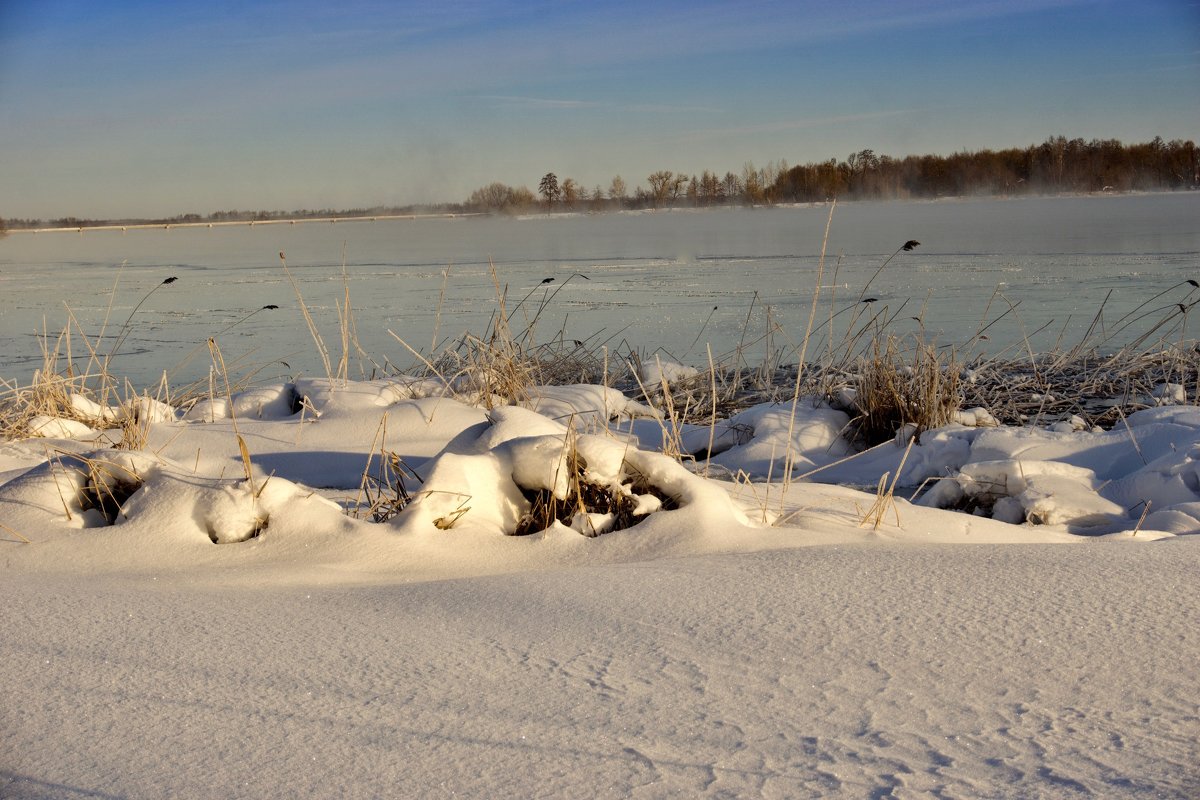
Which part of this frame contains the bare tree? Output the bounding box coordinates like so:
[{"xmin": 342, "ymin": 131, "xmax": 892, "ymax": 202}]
[
  {"xmin": 742, "ymin": 161, "xmax": 764, "ymax": 204},
  {"xmin": 561, "ymin": 178, "xmax": 580, "ymax": 208},
  {"xmin": 698, "ymin": 170, "xmax": 721, "ymax": 205},
  {"xmin": 668, "ymin": 172, "xmax": 689, "ymax": 202},
  {"xmin": 467, "ymin": 182, "xmax": 535, "ymax": 212},
  {"xmin": 609, "ymin": 175, "xmax": 628, "ymax": 205},
  {"xmin": 647, "ymin": 170, "xmax": 674, "ymax": 207},
  {"xmin": 721, "ymin": 171, "xmax": 742, "ymax": 201},
  {"xmin": 538, "ymin": 172, "xmax": 560, "ymax": 210}
]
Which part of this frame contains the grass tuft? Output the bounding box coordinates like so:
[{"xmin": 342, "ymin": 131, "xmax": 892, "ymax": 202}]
[{"xmin": 514, "ymin": 446, "xmax": 677, "ymax": 537}]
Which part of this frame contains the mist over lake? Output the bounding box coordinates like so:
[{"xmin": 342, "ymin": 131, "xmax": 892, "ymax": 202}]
[{"xmin": 2, "ymin": 192, "xmax": 1198, "ymax": 387}]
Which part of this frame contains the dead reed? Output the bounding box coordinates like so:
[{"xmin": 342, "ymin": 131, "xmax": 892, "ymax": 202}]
[
  {"xmin": 847, "ymin": 334, "xmax": 961, "ymax": 446},
  {"xmin": 513, "ymin": 443, "xmax": 676, "ymax": 537},
  {"xmin": 4, "ymin": 237, "xmax": 1199, "ymax": 541}
]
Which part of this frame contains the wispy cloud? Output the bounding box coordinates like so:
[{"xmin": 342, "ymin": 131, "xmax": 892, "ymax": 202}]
[
  {"xmin": 675, "ymin": 110, "xmax": 917, "ymax": 142},
  {"xmin": 481, "ymin": 95, "xmax": 600, "ymax": 109},
  {"xmin": 479, "ymin": 96, "xmax": 724, "ymax": 114},
  {"xmin": 628, "ymin": 103, "xmax": 725, "ymax": 114}
]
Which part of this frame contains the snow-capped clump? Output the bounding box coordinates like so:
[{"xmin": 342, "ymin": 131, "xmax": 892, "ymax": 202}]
[
  {"xmin": 919, "ymin": 458, "xmax": 1124, "ymax": 529},
  {"xmin": 907, "ymin": 405, "xmax": 1200, "ymax": 533},
  {"xmin": 831, "ymin": 385, "xmax": 857, "ymax": 410},
  {"xmin": 231, "ymin": 384, "xmax": 301, "ymax": 419},
  {"xmin": 640, "ymin": 357, "xmax": 700, "ymax": 385},
  {"xmin": 68, "ymin": 393, "xmax": 119, "ymax": 423},
  {"xmin": 185, "ymin": 383, "xmax": 300, "ymax": 421},
  {"xmin": 701, "ymin": 401, "xmax": 852, "ymax": 476},
  {"xmin": 0, "ymin": 449, "xmax": 157, "ymax": 528},
  {"xmin": 295, "ymin": 376, "xmax": 453, "ymax": 414},
  {"xmin": 183, "ymin": 377, "xmax": 457, "ymax": 423},
  {"xmin": 182, "ymin": 396, "xmax": 230, "ymax": 422},
  {"xmin": 402, "ymin": 405, "xmax": 753, "ymax": 537},
  {"xmin": 953, "ymin": 407, "xmax": 998, "ymax": 428},
  {"xmin": 28, "ymin": 415, "xmax": 97, "ymax": 439},
  {"xmin": 7, "ymin": 376, "xmax": 1200, "ymax": 564},
  {"xmin": 990, "ymin": 495, "xmax": 1027, "ymax": 524},
  {"xmin": 1047, "ymin": 414, "xmax": 1089, "ymax": 433},
  {"xmin": 522, "ymin": 383, "xmax": 657, "ymax": 426},
  {"xmin": 127, "ymin": 395, "xmax": 178, "ymax": 423},
  {"xmin": 784, "ymin": 421, "xmax": 977, "ymax": 489},
  {"xmin": 201, "ymin": 481, "xmax": 269, "ymax": 543},
  {"xmin": 194, "ymin": 475, "xmax": 337, "ymax": 544},
  {"xmin": 0, "ymin": 441, "xmax": 344, "ymax": 547},
  {"xmin": 1101, "ymin": 440, "xmax": 1200, "ymax": 513},
  {"xmin": 1153, "ymin": 382, "xmax": 1186, "ymax": 405}
]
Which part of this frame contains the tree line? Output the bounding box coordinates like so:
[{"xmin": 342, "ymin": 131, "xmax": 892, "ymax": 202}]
[
  {"xmin": 465, "ymin": 136, "xmax": 1198, "ymax": 213},
  {"xmin": 3, "ymin": 136, "xmax": 1194, "ymax": 230}
]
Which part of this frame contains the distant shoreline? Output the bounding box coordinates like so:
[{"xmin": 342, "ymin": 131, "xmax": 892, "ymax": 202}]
[
  {"xmin": 6, "ymin": 188, "xmax": 1195, "ymax": 235},
  {"xmin": 7, "ymin": 211, "xmax": 482, "ymax": 235}
]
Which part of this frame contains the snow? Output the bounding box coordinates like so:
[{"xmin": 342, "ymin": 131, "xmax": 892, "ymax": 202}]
[
  {"xmin": 3, "ymin": 375, "xmax": 1200, "ymax": 797},
  {"xmin": 4, "ymin": 545, "xmax": 1198, "ymax": 798},
  {"xmin": 639, "ymin": 356, "xmax": 702, "ymax": 386}
]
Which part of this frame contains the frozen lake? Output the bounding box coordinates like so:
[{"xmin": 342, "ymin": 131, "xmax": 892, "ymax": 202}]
[{"xmin": 2, "ymin": 193, "xmax": 1198, "ymax": 387}]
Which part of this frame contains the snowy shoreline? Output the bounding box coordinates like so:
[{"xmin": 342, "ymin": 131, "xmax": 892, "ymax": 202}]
[
  {"xmin": 3, "ymin": 364, "xmax": 1199, "ymax": 797},
  {"xmin": 2, "ymin": 367, "xmax": 1196, "ymax": 575}
]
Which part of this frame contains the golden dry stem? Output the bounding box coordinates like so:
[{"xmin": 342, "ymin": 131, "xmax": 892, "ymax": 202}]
[
  {"xmin": 850, "ymin": 335, "xmax": 961, "ymax": 446},
  {"xmin": 513, "ymin": 442, "xmax": 676, "ymax": 537},
  {"xmin": 859, "ymin": 435, "xmax": 916, "ymax": 531}
]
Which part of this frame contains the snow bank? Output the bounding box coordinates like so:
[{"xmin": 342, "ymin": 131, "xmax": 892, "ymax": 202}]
[
  {"xmin": 3, "ymin": 378, "xmax": 1197, "ymax": 583},
  {"xmin": 5, "ymin": 376, "xmax": 1199, "ymax": 798},
  {"xmin": 402, "ymin": 404, "xmax": 756, "ymax": 539}
]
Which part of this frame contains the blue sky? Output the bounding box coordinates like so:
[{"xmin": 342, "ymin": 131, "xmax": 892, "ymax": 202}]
[{"xmin": 1, "ymin": 0, "xmax": 1197, "ymax": 218}]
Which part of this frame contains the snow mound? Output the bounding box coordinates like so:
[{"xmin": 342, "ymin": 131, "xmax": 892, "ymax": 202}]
[
  {"xmin": 702, "ymin": 401, "xmax": 852, "ymax": 475},
  {"xmin": 0, "ymin": 446, "xmax": 344, "ymax": 546},
  {"xmin": 919, "ymin": 459, "xmax": 1125, "ymax": 529},
  {"xmin": 403, "ymin": 406, "xmax": 755, "ymax": 538},
  {"xmin": 522, "ymin": 383, "xmax": 657, "ymax": 426},
  {"xmin": 912, "ymin": 406, "xmax": 1200, "ymax": 534},
  {"xmin": 27, "ymin": 415, "xmax": 98, "ymax": 439}
]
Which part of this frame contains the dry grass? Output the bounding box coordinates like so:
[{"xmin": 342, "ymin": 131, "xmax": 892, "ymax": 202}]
[
  {"xmin": 0, "ymin": 338, "xmax": 118, "ymax": 440},
  {"xmin": 847, "ymin": 335, "xmax": 962, "ymax": 446},
  {"xmin": 43, "ymin": 451, "xmax": 147, "ymax": 525},
  {"xmin": 0, "ymin": 276, "xmax": 192, "ymax": 443},
  {"xmin": 280, "ymin": 250, "xmax": 334, "ymax": 382},
  {"xmin": 78, "ymin": 457, "xmax": 145, "ymax": 524},
  {"xmin": 611, "ymin": 292, "xmax": 1200, "ymax": 454},
  {"xmin": 956, "ymin": 346, "xmax": 1199, "ymax": 429},
  {"xmin": 116, "ymin": 395, "xmax": 153, "ymax": 450},
  {"xmin": 398, "ymin": 266, "xmax": 618, "ymax": 408},
  {"xmin": 351, "ymin": 415, "xmax": 421, "ymax": 522},
  {"xmin": 5, "ymin": 238, "xmax": 1200, "ymax": 545},
  {"xmin": 6, "ymin": 272, "xmax": 1197, "ymax": 456},
  {"xmin": 858, "ymin": 435, "xmax": 916, "ymax": 530},
  {"xmin": 355, "ymin": 449, "xmax": 418, "ymax": 522},
  {"xmin": 513, "ymin": 442, "xmax": 676, "ymax": 537}
]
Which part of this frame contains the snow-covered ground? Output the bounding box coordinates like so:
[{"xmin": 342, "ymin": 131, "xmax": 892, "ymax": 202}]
[
  {"xmin": 5, "ymin": 543, "xmax": 1197, "ymax": 798},
  {"xmin": 2, "ymin": 373, "xmax": 1199, "ymax": 797}
]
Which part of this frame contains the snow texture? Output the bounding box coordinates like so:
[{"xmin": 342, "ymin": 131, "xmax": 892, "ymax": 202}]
[{"xmin": 3, "ymin": 377, "xmax": 1200, "ymax": 798}]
